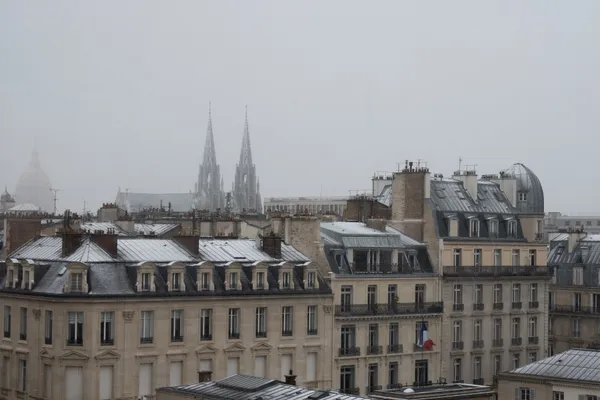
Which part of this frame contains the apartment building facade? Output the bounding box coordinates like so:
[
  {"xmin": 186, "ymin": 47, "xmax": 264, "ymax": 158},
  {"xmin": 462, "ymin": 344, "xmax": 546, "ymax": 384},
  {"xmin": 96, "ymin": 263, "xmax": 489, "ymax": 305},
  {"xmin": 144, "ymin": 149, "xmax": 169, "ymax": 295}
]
[
  {"xmin": 384, "ymin": 161, "xmax": 550, "ymax": 385},
  {"xmin": 320, "ymin": 221, "xmax": 443, "ymax": 396},
  {"xmin": 0, "ymin": 223, "xmax": 333, "ymax": 400},
  {"xmin": 547, "ymin": 231, "xmax": 600, "ymax": 354}
]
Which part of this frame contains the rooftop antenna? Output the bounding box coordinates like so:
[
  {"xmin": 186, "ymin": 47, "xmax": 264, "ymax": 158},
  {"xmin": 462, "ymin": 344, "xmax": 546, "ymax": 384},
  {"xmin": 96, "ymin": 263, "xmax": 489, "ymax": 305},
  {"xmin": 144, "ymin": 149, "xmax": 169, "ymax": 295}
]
[
  {"xmin": 49, "ymin": 188, "xmax": 62, "ymax": 216},
  {"xmin": 458, "ymin": 157, "xmax": 463, "ymax": 173}
]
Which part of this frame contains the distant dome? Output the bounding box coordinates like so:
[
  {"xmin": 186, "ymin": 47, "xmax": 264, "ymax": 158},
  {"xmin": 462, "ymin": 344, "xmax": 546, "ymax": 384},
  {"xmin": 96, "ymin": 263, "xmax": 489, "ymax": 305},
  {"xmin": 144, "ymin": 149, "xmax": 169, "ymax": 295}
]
[
  {"xmin": 503, "ymin": 163, "xmax": 544, "ymax": 214},
  {"xmin": 14, "ymin": 149, "xmax": 54, "ymax": 213},
  {"xmin": 1, "ymin": 187, "xmax": 14, "ymax": 203}
]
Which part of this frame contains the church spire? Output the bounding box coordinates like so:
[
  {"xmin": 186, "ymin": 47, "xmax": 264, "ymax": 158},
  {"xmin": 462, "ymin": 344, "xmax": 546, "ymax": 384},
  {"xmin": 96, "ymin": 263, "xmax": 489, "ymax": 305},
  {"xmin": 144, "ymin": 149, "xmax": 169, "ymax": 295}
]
[{"xmin": 239, "ymin": 105, "xmax": 253, "ymax": 166}]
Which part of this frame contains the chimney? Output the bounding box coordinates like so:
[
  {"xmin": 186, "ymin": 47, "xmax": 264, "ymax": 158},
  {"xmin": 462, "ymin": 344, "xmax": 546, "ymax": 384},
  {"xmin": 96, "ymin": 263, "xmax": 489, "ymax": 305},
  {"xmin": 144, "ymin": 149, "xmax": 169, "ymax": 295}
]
[
  {"xmin": 453, "ymin": 169, "xmax": 478, "ymax": 201},
  {"xmin": 89, "ymin": 229, "xmax": 119, "ymax": 258},
  {"xmin": 284, "ymin": 370, "xmax": 297, "ymax": 386},
  {"xmin": 366, "ymin": 218, "xmax": 387, "ymax": 231},
  {"xmin": 61, "ymin": 231, "xmax": 83, "ymax": 257},
  {"xmin": 490, "ymin": 171, "xmax": 517, "ymax": 207},
  {"xmin": 173, "ymin": 235, "xmax": 199, "ymax": 256},
  {"xmin": 261, "ymin": 233, "xmax": 282, "ymax": 258},
  {"xmin": 114, "ymin": 219, "xmax": 135, "ymax": 233},
  {"xmin": 568, "ymin": 228, "xmax": 586, "ymax": 253},
  {"xmin": 3, "ymin": 215, "xmax": 42, "ymax": 256}
]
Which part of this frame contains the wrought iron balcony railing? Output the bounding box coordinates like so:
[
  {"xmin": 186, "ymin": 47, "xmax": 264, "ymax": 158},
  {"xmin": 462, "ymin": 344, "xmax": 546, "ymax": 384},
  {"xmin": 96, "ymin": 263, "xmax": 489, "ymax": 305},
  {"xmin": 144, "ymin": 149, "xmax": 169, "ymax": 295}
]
[
  {"xmin": 388, "ymin": 344, "xmax": 403, "ymax": 354},
  {"xmin": 550, "ymin": 305, "xmax": 600, "ymax": 315},
  {"xmin": 528, "ymin": 336, "xmax": 539, "ymax": 345},
  {"xmin": 492, "ymin": 339, "xmax": 503, "ymax": 347},
  {"xmin": 443, "ymin": 266, "xmax": 549, "ymax": 277},
  {"xmin": 511, "ymin": 337, "xmax": 522, "ymax": 346},
  {"xmin": 367, "ymin": 345, "xmax": 383, "ymax": 355},
  {"xmin": 348, "ymin": 263, "xmax": 423, "ymax": 275},
  {"xmin": 452, "ymin": 341, "xmax": 464, "ymax": 350},
  {"xmin": 339, "ymin": 347, "xmax": 361, "ymax": 357},
  {"xmin": 473, "ymin": 303, "xmax": 484, "ymax": 311},
  {"xmin": 473, "ymin": 340, "xmax": 484, "ymax": 349},
  {"xmin": 339, "ymin": 388, "xmax": 360, "ymax": 395},
  {"xmin": 335, "ymin": 302, "xmax": 443, "ymax": 316}
]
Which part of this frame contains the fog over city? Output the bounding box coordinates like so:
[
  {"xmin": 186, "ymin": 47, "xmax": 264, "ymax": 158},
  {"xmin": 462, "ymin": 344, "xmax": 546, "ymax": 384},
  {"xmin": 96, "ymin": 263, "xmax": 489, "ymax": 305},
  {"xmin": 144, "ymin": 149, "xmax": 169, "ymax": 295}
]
[{"xmin": 1, "ymin": 0, "xmax": 599, "ymax": 214}]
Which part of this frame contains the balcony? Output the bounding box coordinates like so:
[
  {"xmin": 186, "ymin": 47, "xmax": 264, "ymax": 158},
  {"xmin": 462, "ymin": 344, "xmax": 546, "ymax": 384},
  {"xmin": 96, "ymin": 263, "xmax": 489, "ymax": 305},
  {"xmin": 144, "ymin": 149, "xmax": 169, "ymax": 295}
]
[
  {"xmin": 511, "ymin": 337, "xmax": 522, "ymax": 346},
  {"xmin": 388, "ymin": 344, "xmax": 403, "ymax": 354},
  {"xmin": 473, "ymin": 303, "xmax": 484, "ymax": 311},
  {"xmin": 367, "ymin": 345, "xmax": 383, "ymax": 355},
  {"xmin": 349, "ymin": 262, "xmax": 422, "ymax": 275},
  {"xmin": 528, "ymin": 336, "xmax": 539, "ymax": 345},
  {"xmin": 366, "ymin": 385, "xmax": 383, "ymax": 393},
  {"xmin": 443, "ymin": 266, "xmax": 549, "ymax": 278},
  {"xmin": 550, "ymin": 305, "xmax": 600, "ymax": 315},
  {"xmin": 453, "ymin": 303, "xmax": 464, "ymax": 312},
  {"xmin": 493, "ymin": 303, "xmax": 504, "ymax": 311},
  {"xmin": 340, "ymin": 388, "xmax": 360, "ymax": 395},
  {"xmin": 472, "ymin": 340, "xmax": 484, "ymax": 349},
  {"xmin": 140, "ymin": 336, "xmax": 153, "ymax": 344},
  {"xmin": 493, "ymin": 339, "xmax": 503, "ymax": 347},
  {"xmin": 339, "ymin": 347, "xmax": 361, "ymax": 357},
  {"xmin": 387, "ymin": 383, "xmax": 403, "ymax": 389},
  {"xmin": 529, "ymin": 301, "xmax": 539, "ymax": 309},
  {"xmin": 512, "ymin": 302, "xmax": 522, "ymax": 310},
  {"xmin": 452, "ymin": 341, "xmax": 464, "ymax": 351},
  {"xmin": 335, "ymin": 302, "xmax": 443, "ymax": 317}
]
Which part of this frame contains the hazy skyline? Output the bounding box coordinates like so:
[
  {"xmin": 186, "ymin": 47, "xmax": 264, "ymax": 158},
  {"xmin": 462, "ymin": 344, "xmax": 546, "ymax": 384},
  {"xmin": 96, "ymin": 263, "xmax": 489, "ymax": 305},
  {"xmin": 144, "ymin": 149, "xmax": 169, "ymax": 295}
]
[{"xmin": 1, "ymin": 1, "xmax": 599, "ymax": 214}]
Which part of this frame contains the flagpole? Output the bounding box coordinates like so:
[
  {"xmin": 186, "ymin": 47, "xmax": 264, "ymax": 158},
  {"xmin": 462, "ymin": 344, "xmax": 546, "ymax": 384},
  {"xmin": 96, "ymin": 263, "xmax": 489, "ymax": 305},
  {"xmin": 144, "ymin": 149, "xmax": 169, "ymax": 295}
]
[{"xmin": 421, "ymin": 318, "xmax": 424, "ymax": 361}]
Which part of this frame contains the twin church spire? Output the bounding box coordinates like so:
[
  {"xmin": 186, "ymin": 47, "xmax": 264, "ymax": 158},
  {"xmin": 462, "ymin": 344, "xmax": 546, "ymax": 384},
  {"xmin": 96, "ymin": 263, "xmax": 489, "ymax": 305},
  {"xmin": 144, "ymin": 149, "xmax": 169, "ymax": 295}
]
[{"xmin": 194, "ymin": 106, "xmax": 262, "ymax": 213}]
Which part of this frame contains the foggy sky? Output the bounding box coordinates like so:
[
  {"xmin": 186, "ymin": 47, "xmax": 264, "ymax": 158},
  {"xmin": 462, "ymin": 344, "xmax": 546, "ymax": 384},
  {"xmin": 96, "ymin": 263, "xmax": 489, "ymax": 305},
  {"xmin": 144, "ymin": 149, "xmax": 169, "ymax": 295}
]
[{"xmin": 1, "ymin": 1, "xmax": 599, "ymax": 215}]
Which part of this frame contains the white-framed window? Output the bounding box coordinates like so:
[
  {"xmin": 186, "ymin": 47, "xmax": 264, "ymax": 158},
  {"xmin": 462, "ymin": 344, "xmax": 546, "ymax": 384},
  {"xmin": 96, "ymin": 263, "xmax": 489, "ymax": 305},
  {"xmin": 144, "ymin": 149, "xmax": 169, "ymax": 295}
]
[
  {"xmin": 307, "ymin": 272, "xmax": 316, "ymax": 289},
  {"xmin": 453, "ymin": 358, "xmax": 462, "ymax": 382},
  {"xmin": 552, "ymin": 391, "xmax": 564, "ymax": 400},
  {"xmin": 512, "ymin": 249, "xmax": 520, "ymax": 266},
  {"xmin": 228, "ymin": 308, "xmax": 240, "ymax": 339},
  {"xmin": 453, "ymin": 285, "xmax": 463, "ymax": 305},
  {"xmin": 474, "ymin": 284, "xmax": 483, "ymax": 305},
  {"xmin": 470, "ymin": 219, "xmax": 480, "ymax": 237},
  {"xmin": 140, "ymin": 310, "xmax": 154, "ymax": 343},
  {"xmin": 23, "ymin": 269, "xmax": 31, "ymax": 289},
  {"xmin": 44, "ymin": 310, "xmax": 53, "ymax": 345},
  {"xmin": 493, "ymin": 249, "xmax": 502, "ymax": 266},
  {"xmin": 493, "ymin": 284, "xmax": 503, "ymax": 303},
  {"xmin": 508, "ymin": 220, "xmax": 518, "ymax": 237},
  {"xmin": 474, "ymin": 319, "xmax": 482, "ymax": 341},
  {"xmin": 573, "ymin": 318, "xmax": 581, "ymax": 337},
  {"xmin": 229, "ymin": 272, "xmax": 238, "ymax": 290},
  {"xmin": 513, "ymin": 353, "xmax": 520, "ymax": 369},
  {"xmin": 494, "ymin": 355, "xmax": 502, "ymax": 375},
  {"xmin": 18, "ymin": 359, "xmax": 26, "ymax": 391},
  {"xmin": 517, "ymin": 387, "xmax": 534, "ymax": 400},
  {"xmin": 200, "ymin": 309, "xmax": 212, "ymax": 340},
  {"xmin": 453, "ymin": 320, "xmax": 462, "ymax": 342},
  {"xmin": 494, "ymin": 318, "xmax": 502, "ymax": 340},
  {"xmin": 489, "ymin": 219, "xmax": 498, "ymax": 236},
  {"xmin": 307, "ymin": 305, "xmax": 318, "ymax": 335},
  {"xmin": 100, "ymin": 312, "xmax": 114, "ymax": 345},
  {"xmin": 528, "ymin": 317, "xmax": 537, "ymax": 338},
  {"xmin": 473, "ymin": 356, "xmax": 482, "ymax": 380},
  {"xmin": 528, "ymin": 352, "xmax": 537, "ymax": 363},
  {"xmin": 141, "ymin": 272, "xmax": 151, "ymax": 291},
  {"xmin": 256, "ymin": 271, "xmax": 265, "ymax": 289},
  {"xmin": 255, "ymin": 307, "xmax": 267, "ymax": 337},
  {"xmin": 171, "ymin": 272, "xmax": 181, "ymax": 291},
  {"xmin": 529, "ymin": 283, "xmax": 538, "ymax": 302},
  {"xmin": 19, "ymin": 307, "xmax": 27, "ymax": 341},
  {"xmin": 453, "ymin": 248, "xmax": 462, "ymax": 267},
  {"xmin": 512, "ymin": 284, "xmax": 521, "ymax": 303},
  {"xmin": 573, "ymin": 267, "xmax": 584, "ymax": 285},
  {"xmin": 67, "ymin": 311, "xmax": 84, "ymax": 345},
  {"xmin": 201, "ymin": 272, "xmax": 210, "ymax": 290},
  {"xmin": 512, "ymin": 317, "xmax": 521, "ymax": 339},
  {"xmin": 70, "ymin": 272, "xmax": 83, "ymax": 292},
  {"xmin": 473, "ymin": 248, "xmax": 482, "ymax": 267},
  {"xmin": 282, "ymin": 272, "xmax": 291, "ymax": 289},
  {"xmin": 170, "ymin": 310, "xmax": 183, "ymax": 341},
  {"xmin": 282, "ymin": 306, "xmax": 293, "ymax": 336}
]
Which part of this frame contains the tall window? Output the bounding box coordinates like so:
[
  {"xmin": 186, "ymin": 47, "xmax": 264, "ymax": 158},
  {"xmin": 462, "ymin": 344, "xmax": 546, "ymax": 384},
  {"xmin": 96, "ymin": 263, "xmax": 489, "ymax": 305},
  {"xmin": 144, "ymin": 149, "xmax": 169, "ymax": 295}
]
[
  {"xmin": 100, "ymin": 312, "xmax": 114, "ymax": 345},
  {"xmin": 228, "ymin": 308, "xmax": 240, "ymax": 339},
  {"xmin": 473, "ymin": 356, "xmax": 482, "ymax": 380},
  {"xmin": 387, "ymin": 284, "xmax": 397, "ymax": 305},
  {"xmin": 453, "ymin": 249, "xmax": 462, "ymax": 267},
  {"xmin": 529, "ymin": 283, "xmax": 538, "ymax": 303},
  {"xmin": 474, "ymin": 319, "xmax": 482, "ymax": 341},
  {"xmin": 512, "ymin": 353, "xmax": 520, "ymax": 369},
  {"xmin": 23, "ymin": 270, "xmax": 30, "ymax": 289},
  {"xmin": 453, "ymin": 321, "xmax": 462, "ymax": 344},
  {"xmin": 508, "ymin": 220, "xmax": 517, "ymax": 237},
  {"xmin": 200, "ymin": 309, "xmax": 212, "ymax": 340},
  {"xmin": 307, "ymin": 305, "xmax": 318, "ymax": 335},
  {"xmin": 415, "ymin": 284, "xmax": 425, "ymax": 306},
  {"xmin": 70, "ymin": 272, "xmax": 83, "ymax": 292},
  {"xmin": 18, "ymin": 359, "xmax": 26, "ymax": 391},
  {"xmin": 170, "ymin": 310, "xmax": 183, "ymax": 342},
  {"xmin": 453, "ymin": 358, "xmax": 462, "ymax": 382},
  {"xmin": 388, "ymin": 362, "xmax": 399, "ymax": 387},
  {"xmin": 489, "ymin": 219, "xmax": 498, "ymax": 237},
  {"xmin": 512, "ymin": 284, "xmax": 521, "ymax": 303},
  {"xmin": 140, "ymin": 311, "xmax": 154, "ymax": 343},
  {"xmin": 44, "ymin": 310, "xmax": 53, "ymax": 345},
  {"xmin": 493, "ymin": 284, "xmax": 503, "ymax": 304},
  {"xmin": 512, "ymin": 249, "xmax": 520, "ymax": 266},
  {"xmin": 474, "ymin": 284, "xmax": 483, "ymax": 305},
  {"xmin": 574, "ymin": 292, "xmax": 582, "ymax": 311},
  {"xmin": 340, "ymin": 365, "xmax": 355, "ymax": 393},
  {"xmin": 255, "ymin": 307, "xmax": 267, "ymax": 337},
  {"xmin": 512, "ymin": 317, "xmax": 521, "ymax": 339},
  {"xmin": 453, "ymin": 285, "xmax": 463, "ymax": 307},
  {"xmin": 528, "ymin": 250, "xmax": 537, "ymax": 266},
  {"xmin": 67, "ymin": 312, "xmax": 84, "ymax": 345},
  {"xmin": 470, "ymin": 219, "xmax": 480, "ymax": 237},
  {"xmin": 2, "ymin": 306, "xmax": 9, "ymax": 338},
  {"xmin": 573, "ymin": 319, "xmax": 581, "ymax": 337},
  {"xmin": 367, "ymin": 286, "xmax": 377, "ymax": 310},
  {"xmin": 19, "ymin": 308, "xmax": 27, "ymax": 341},
  {"xmin": 493, "ymin": 249, "xmax": 502, "ymax": 266},
  {"xmin": 494, "ymin": 355, "xmax": 502, "ymax": 376},
  {"xmin": 171, "ymin": 272, "xmax": 181, "ymax": 291},
  {"xmin": 282, "ymin": 306, "xmax": 293, "ymax": 336},
  {"xmin": 368, "ymin": 324, "xmax": 379, "ymax": 348},
  {"xmin": 340, "ymin": 325, "xmax": 356, "ymax": 350},
  {"xmin": 389, "ymin": 323, "xmax": 399, "ymax": 348},
  {"xmin": 141, "ymin": 272, "xmax": 151, "ymax": 291},
  {"xmin": 340, "ymin": 286, "xmax": 353, "ymax": 311},
  {"xmin": 140, "ymin": 310, "xmax": 153, "ymax": 343},
  {"xmin": 415, "ymin": 360, "xmax": 428, "ymax": 386},
  {"xmin": 367, "ymin": 363, "xmax": 378, "ymax": 392},
  {"xmin": 307, "ymin": 271, "xmax": 316, "ymax": 289},
  {"xmin": 528, "ymin": 317, "xmax": 537, "ymax": 338},
  {"xmin": 473, "ymin": 248, "xmax": 482, "ymax": 267},
  {"xmin": 282, "ymin": 272, "xmax": 291, "ymax": 289},
  {"xmin": 200, "ymin": 272, "xmax": 210, "ymax": 290},
  {"xmin": 494, "ymin": 319, "xmax": 502, "ymax": 341},
  {"xmin": 229, "ymin": 272, "xmax": 238, "ymax": 289}
]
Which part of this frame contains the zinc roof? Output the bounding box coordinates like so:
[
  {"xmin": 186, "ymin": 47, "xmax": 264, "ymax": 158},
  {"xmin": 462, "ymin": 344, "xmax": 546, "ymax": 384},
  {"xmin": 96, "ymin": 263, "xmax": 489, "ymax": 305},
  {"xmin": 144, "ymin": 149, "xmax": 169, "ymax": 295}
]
[
  {"xmin": 198, "ymin": 239, "xmax": 309, "ymax": 263},
  {"xmin": 117, "ymin": 239, "xmax": 195, "ymax": 262},
  {"xmin": 320, "ymin": 222, "xmax": 423, "ymax": 248},
  {"xmin": 430, "ymin": 179, "xmax": 516, "ymax": 214},
  {"xmin": 508, "ymin": 349, "xmax": 600, "ymax": 383}
]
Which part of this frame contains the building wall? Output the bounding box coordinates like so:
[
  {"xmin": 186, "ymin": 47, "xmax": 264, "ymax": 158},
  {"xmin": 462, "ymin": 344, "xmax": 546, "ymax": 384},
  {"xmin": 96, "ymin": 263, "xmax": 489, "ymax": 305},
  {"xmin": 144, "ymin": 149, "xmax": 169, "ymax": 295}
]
[
  {"xmin": 0, "ymin": 293, "xmax": 333, "ymax": 400},
  {"xmin": 329, "ymin": 275, "xmax": 442, "ymax": 396},
  {"xmin": 496, "ymin": 378, "xmax": 551, "ymax": 399},
  {"xmin": 441, "ymin": 243, "xmax": 549, "ymax": 267}
]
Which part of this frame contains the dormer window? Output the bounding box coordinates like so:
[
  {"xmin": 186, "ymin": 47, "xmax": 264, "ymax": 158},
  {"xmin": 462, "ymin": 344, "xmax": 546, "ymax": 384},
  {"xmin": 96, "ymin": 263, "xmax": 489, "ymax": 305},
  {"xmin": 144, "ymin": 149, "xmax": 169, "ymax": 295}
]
[
  {"xmin": 307, "ymin": 272, "xmax": 316, "ymax": 289},
  {"xmin": 22, "ymin": 269, "xmax": 31, "ymax": 290},
  {"xmin": 201, "ymin": 272, "xmax": 210, "ymax": 290},
  {"xmin": 518, "ymin": 192, "xmax": 527, "ymax": 202},
  {"xmin": 7, "ymin": 269, "xmax": 14, "ymax": 288},
  {"xmin": 171, "ymin": 272, "xmax": 182, "ymax": 291},
  {"xmin": 256, "ymin": 271, "xmax": 265, "ymax": 289},
  {"xmin": 489, "ymin": 219, "xmax": 498, "ymax": 237},
  {"xmin": 141, "ymin": 273, "xmax": 151, "ymax": 291},
  {"xmin": 282, "ymin": 272, "xmax": 291, "ymax": 289},
  {"xmin": 229, "ymin": 272, "xmax": 238, "ymax": 290},
  {"xmin": 508, "ymin": 220, "xmax": 518, "ymax": 237},
  {"xmin": 70, "ymin": 273, "xmax": 83, "ymax": 292},
  {"xmin": 470, "ymin": 218, "xmax": 480, "ymax": 237},
  {"xmin": 195, "ymin": 262, "xmax": 214, "ymax": 292}
]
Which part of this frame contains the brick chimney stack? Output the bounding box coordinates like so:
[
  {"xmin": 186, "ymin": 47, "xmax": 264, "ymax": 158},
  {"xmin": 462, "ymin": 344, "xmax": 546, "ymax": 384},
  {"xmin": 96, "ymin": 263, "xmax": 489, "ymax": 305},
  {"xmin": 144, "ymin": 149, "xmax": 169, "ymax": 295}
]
[
  {"xmin": 260, "ymin": 233, "xmax": 282, "ymax": 258},
  {"xmin": 173, "ymin": 234, "xmax": 199, "ymax": 256},
  {"xmin": 90, "ymin": 229, "xmax": 119, "ymax": 258},
  {"xmin": 284, "ymin": 369, "xmax": 297, "ymax": 386}
]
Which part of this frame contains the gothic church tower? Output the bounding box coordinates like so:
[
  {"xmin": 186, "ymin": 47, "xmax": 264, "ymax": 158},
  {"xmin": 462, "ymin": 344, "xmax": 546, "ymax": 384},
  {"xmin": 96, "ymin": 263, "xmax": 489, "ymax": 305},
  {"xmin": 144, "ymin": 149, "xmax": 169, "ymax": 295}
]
[
  {"xmin": 194, "ymin": 106, "xmax": 225, "ymax": 211},
  {"xmin": 232, "ymin": 109, "xmax": 262, "ymax": 213}
]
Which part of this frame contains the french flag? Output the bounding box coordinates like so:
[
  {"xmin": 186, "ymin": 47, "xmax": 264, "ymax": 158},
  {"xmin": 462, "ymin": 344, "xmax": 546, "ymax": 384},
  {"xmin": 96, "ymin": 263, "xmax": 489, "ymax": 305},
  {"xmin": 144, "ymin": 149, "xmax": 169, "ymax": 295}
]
[{"xmin": 418, "ymin": 321, "xmax": 435, "ymax": 351}]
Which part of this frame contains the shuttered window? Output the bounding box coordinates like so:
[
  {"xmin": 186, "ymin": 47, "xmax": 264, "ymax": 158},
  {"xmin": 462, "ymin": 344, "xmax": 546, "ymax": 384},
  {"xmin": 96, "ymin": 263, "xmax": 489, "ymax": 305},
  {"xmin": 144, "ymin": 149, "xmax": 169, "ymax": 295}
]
[
  {"xmin": 306, "ymin": 353, "xmax": 317, "ymax": 382},
  {"xmin": 169, "ymin": 361, "xmax": 183, "ymax": 386},
  {"xmin": 99, "ymin": 366, "xmax": 113, "ymax": 400},
  {"xmin": 254, "ymin": 356, "xmax": 266, "ymax": 378},
  {"xmin": 65, "ymin": 366, "xmax": 84, "ymax": 400},
  {"xmin": 280, "ymin": 354, "xmax": 292, "ymax": 381},
  {"xmin": 138, "ymin": 363, "xmax": 153, "ymax": 396}
]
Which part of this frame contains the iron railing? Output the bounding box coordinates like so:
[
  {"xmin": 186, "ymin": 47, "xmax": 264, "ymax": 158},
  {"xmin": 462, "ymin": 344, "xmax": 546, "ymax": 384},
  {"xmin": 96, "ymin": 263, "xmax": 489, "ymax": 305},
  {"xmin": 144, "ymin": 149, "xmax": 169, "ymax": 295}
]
[
  {"xmin": 443, "ymin": 266, "xmax": 549, "ymax": 277},
  {"xmin": 335, "ymin": 302, "xmax": 443, "ymax": 316},
  {"xmin": 339, "ymin": 347, "xmax": 361, "ymax": 357},
  {"xmin": 550, "ymin": 305, "xmax": 600, "ymax": 315}
]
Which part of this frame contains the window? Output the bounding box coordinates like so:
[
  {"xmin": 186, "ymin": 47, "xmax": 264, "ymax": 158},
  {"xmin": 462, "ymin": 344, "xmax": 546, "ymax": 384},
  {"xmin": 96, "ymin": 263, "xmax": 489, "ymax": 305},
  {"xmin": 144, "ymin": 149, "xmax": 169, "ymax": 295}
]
[
  {"xmin": 229, "ymin": 272, "xmax": 238, "ymax": 289},
  {"xmin": 453, "ymin": 358, "xmax": 462, "ymax": 382},
  {"xmin": 512, "ymin": 317, "xmax": 521, "ymax": 338},
  {"xmin": 140, "ymin": 310, "xmax": 153, "ymax": 343},
  {"xmin": 307, "ymin": 305, "xmax": 318, "ymax": 335},
  {"xmin": 574, "ymin": 292, "xmax": 582, "ymax": 311},
  {"xmin": 474, "ymin": 319, "xmax": 482, "ymax": 341},
  {"xmin": 528, "ymin": 352, "xmax": 537, "ymax": 363},
  {"xmin": 387, "ymin": 284, "xmax": 397, "ymax": 305},
  {"xmin": 3, "ymin": 306, "xmax": 10, "ymax": 338},
  {"xmin": 494, "ymin": 355, "xmax": 502, "ymax": 375},
  {"xmin": 255, "ymin": 307, "xmax": 267, "ymax": 337},
  {"xmin": 453, "ymin": 285, "xmax": 463, "ymax": 310},
  {"xmin": 474, "ymin": 284, "xmax": 483, "ymax": 305},
  {"xmin": 282, "ymin": 306, "xmax": 293, "ymax": 336},
  {"xmin": 453, "ymin": 321, "xmax": 462, "ymax": 344},
  {"xmin": 70, "ymin": 272, "xmax": 83, "ymax": 292},
  {"xmin": 171, "ymin": 272, "xmax": 181, "ymax": 291},
  {"xmin": 493, "ymin": 284, "xmax": 503, "ymax": 304},
  {"xmin": 517, "ymin": 387, "xmax": 534, "ymax": 400},
  {"xmin": 67, "ymin": 312, "xmax": 84, "ymax": 345},
  {"xmin": 19, "ymin": 307, "xmax": 27, "ymax": 341},
  {"xmin": 307, "ymin": 272, "xmax": 316, "ymax": 289},
  {"xmin": 367, "ymin": 363, "xmax": 378, "ymax": 392},
  {"xmin": 100, "ymin": 312, "xmax": 114, "ymax": 345},
  {"xmin": 528, "ymin": 250, "xmax": 536, "ymax": 266},
  {"xmin": 23, "ymin": 269, "xmax": 31, "ymax": 289},
  {"xmin": 473, "ymin": 356, "xmax": 482, "ymax": 380},
  {"xmin": 552, "ymin": 392, "xmax": 564, "ymax": 400},
  {"xmin": 489, "ymin": 219, "xmax": 498, "ymax": 236},
  {"xmin": 170, "ymin": 310, "xmax": 183, "ymax": 342},
  {"xmin": 518, "ymin": 192, "xmax": 527, "ymax": 202},
  {"xmin": 549, "ymin": 344, "xmax": 555, "ymax": 356},
  {"xmin": 341, "ymin": 286, "xmax": 353, "ymax": 311},
  {"xmin": 7, "ymin": 269, "xmax": 14, "ymax": 288},
  {"xmin": 200, "ymin": 272, "xmax": 210, "ymax": 290},
  {"xmin": 453, "ymin": 248, "xmax": 462, "ymax": 267},
  {"xmin": 573, "ymin": 318, "xmax": 581, "ymax": 337},
  {"xmin": 415, "ymin": 360, "xmax": 428, "ymax": 386},
  {"xmin": 44, "ymin": 310, "xmax": 53, "ymax": 345},
  {"xmin": 470, "ymin": 219, "xmax": 480, "ymax": 237},
  {"xmin": 513, "ymin": 353, "xmax": 520, "ymax": 369},
  {"xmin": 415, "ymin": 321, "xmax": 429, "ymax": 344},
  {"xmin": 389, "ymin": 323, "xmax": 399, "ymax": 348},
  {"xmin": 508, "ymin": 220, "xmax": 517, "ymax": 237},
  {"xmin": 389, "ymin": 362, "xmax": 398, "ymax": 387},
  {"xmin": 200, "ymin": 309, "xmax": 212, "ymax": 340},
  {"xmin": 340, "ymin": 325, "xmax": 356, "ymax": 353},
  {"xmin": 529, "ymin": 317, "xmax": 537, "ymax": 340},
  {"xmin": 473, "ymin": 248, "xmax": 482, "ymax": 267},
  {"xmin": 18, "ymin": 359, "xmax": 26, "ymax": 391},
  {"xmin": 494, "ymin": 318, "xmax": 502, "ymax": 340},
  {"xmin": 493, "ymin": 249, "xmax": 501, "ymax": 266},
  {"xmin": 141, "ymin": 272, "xmax": 151, "ymax": 291},
  {"xmin": 228, "ymin": 308, "xmax": 240, "ymax": 339},
  {"xmin": 282, "ymin": 272, "xmax": 290, "ymax": 289},
  {"xmin": 573, "ymin": 267, "xmax": 584, "ymax": 285},
  {"xmin": 367, "ymin": 285, "xmax": 377, "ymax": 311},
  {"xmin": 415, "ymin": 284, "xmax": 425, "ymax": 306},
  {"xmin": 339, "ymin": 365, "xmax": 355, "ymax": 393},
  {"xmin": 368, "ymin": 324, "xmax": 379, "ymax": 348},
  {"xmin": 529, "ymin": 283, "xmax": 538, "ymax": 303},
  {"xmin": 512, "ymin": 249, "xmax": 520, "ymax": 266},
  {"xmin": 512, "ymin": 284, "xmax": 521, "ymax": 303}
]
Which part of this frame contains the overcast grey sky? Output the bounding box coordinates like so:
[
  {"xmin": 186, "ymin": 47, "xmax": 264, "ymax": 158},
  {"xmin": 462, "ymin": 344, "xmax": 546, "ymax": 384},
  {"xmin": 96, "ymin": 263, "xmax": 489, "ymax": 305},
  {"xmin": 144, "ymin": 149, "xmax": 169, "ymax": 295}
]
[{"xmin": 1, "ymin": 1, "xmax": 599, "ymax": 214}]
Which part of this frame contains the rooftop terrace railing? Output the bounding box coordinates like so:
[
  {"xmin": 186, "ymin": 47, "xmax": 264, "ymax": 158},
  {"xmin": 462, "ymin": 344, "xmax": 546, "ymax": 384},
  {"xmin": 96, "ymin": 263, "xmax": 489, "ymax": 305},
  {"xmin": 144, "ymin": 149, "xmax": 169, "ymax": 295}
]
[{"xmin": 443, "ymin": 265, "xmax": 549, "ymax": 278}]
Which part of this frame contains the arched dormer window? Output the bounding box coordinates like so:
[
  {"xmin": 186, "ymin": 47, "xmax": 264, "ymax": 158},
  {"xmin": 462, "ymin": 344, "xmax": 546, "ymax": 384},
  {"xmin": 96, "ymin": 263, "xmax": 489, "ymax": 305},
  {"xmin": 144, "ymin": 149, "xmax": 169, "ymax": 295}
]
[
  {"xmin": 19, "ymin": 259, "xmax": 35, "ymax": 290},
  {"xmin": 469, "ymin": 217, "xmax": 480, "ymax": 237},
  {"xmin": 64, "ymin": 262, "xmax": 88, "ymax": 293},
  {"xmin": 136, "ymin": 261, "xmax": 156, "ymax": 292},
  {"xmin": 167, "ymin": 261, "xmax": 186, "ymax": 292},
  {"xmin": 277, "ymin": 262, "xmax": 294, "ymax": 290},
  {"xmin": 302, "ymin": 261, "xmax": 319, "ymax": 290},
  {"xmin": 252, "ymin": 261, "xmax": 269, "ymax": 290},
  {"xmin": 195, "ymin": 261, "xmax": 214, "ymax": 291},
  {"xmin": 225, "ymin": 262, "xmax": 242, "ymax": 290}
]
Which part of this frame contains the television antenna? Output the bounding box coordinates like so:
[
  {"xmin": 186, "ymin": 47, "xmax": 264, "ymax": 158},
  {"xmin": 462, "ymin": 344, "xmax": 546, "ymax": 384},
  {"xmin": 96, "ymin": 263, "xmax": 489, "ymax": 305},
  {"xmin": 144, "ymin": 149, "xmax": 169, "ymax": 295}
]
[{"xmin": 49, "ymin": 188, "xmax": 62, "ymax": 215}]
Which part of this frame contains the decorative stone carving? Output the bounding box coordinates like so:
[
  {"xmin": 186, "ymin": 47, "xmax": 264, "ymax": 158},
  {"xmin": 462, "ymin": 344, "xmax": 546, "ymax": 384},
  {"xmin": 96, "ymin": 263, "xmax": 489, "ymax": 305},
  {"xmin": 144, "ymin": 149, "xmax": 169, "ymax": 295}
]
[
  {"xmin": 323, "ymin": 305, "xmax": 333, "ymax": 314},
  {"xmin": 122, "ymin": 311, "xmax": 134, "ymax": 322},
  {"xmin": 32, "ymin": 308, "xmax": 41, "ymax": 320}
]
